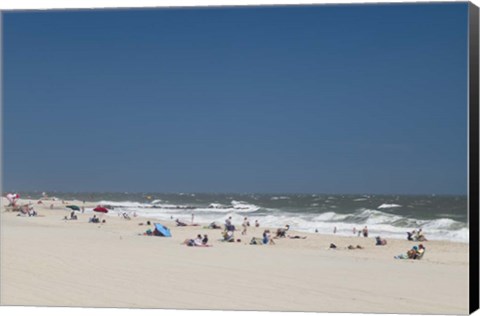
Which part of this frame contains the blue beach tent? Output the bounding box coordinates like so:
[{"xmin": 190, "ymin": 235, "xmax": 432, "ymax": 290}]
[{"xmin": 154, "ymin": 223, "xmax": 172, "ymax": 237}]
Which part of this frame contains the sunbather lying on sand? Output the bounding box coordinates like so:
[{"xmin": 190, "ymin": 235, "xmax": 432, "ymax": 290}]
[
  {"xmin": 176, "ymin": 219, "xmax": 199, "ymax": 227},
  {"xmin": 347, "ymin": 245, "xmax": 364, "ymax": 250},
  {"xmin": 207, "ymin": 222, "xmax": 222, "ymax": 229},
  {"xmin": 287, "ymin": 235, "xmax": 307, "ymax": 239}
]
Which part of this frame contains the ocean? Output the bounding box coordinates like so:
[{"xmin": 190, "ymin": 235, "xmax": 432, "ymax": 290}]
[{"xmin": 19, "ymin": 192, "xmax": 469, "ymax": 243}]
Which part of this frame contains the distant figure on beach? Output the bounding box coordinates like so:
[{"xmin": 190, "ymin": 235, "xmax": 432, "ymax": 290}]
[
  {"xmin": 50, "ymin": 204, "xmax": 54, "ymax": 210},
  {"xmin": 353, "ymin": 227, "xmax": 356, "ymax": 235},
  {"xmin": 222, "ymin": 230, "xmax": 235, "ymax": 242},
  {"xmin": 357, "ymin": 230, "xmax": 361, "ymax": 237},
  {"xmin": 275, "ymin": 225, "xmax": 290, "ymax": 238},
  {"xmin": 202, "ymin": 234, "xmax": 209, "ymax": 245},
  {"xmin": 176, "ymin": 219, "xmax": 188, "ymax": 227},
  {"xmin": 287, "ymin": 235, "xmax": 307, "ymax": 239},
  {"xmin": 347, "ymin": 245, "xmax": 364, "ymax": 250},
  {"xmin": 242, "ymin": 217, "xmax": 249, "ymax": 235},
  {"xmin": 362, "ymin": 226, "xmax": 369, "ymax": 238},
  {"xmin": 333, "ymin": 226, "xmax": 337, "ymax": 234},
  {"xmin": 263, "ymin": 230, "xmax": 275, "ymax": 245},
  {"xmin": 407, "ymin": 231, "xmax": 414, "ymax": 241},
  {"xmin": 208, "ymin": 222, "xmax": 221, "ymax": 229},
  {"xmin": 315, "ymin": 229, "xmax": 318, "ymax": 233},
  {"xmin": 375, "ymin": 236, "xmax": 387, "ymax": 246},
  {"xmin": 395, "ymin": 244, "xmax": 425, "ymax": 260},
  {"xmin": 191, "ymin": 212, "xmax": 194, "ymax": 224},
  {"xmin": 415, "ymin": 229, "xmax": 428, "ymax": 242},
  {"xmin": 255, "ymin": 220, "xmax": 259, "ymax": 227},
  {"xmin": 225, "ymin": 217, "xmax": 235, "ymax": 232},
  {"xmin": 183, "ymin": 234, "xmax": 209, "ymax": 247},
  {"xmin": 6, "ymin": 193, "xmax": 20, "ymax": 207}
]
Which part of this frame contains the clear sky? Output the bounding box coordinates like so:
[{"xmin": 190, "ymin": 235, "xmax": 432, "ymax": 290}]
[{"xmin": 3, "ymin": 3, "xmax": 469, "ymax": 194}]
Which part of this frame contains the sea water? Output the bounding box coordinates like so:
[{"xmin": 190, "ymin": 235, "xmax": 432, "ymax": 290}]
[{"xmin": 21, "ymin": 192, "xmax": 469, "ymax": 243}]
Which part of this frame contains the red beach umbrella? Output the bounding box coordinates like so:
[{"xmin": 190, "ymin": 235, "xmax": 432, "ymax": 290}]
[{"xmin": 93, "ymin": 206, "xmax": 109, "ymax": 213}]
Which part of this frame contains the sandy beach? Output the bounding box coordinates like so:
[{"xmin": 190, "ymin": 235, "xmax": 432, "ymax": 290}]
[{"xmin": 0, "ymin": 198, "xmax": 469, "ymax": 314}]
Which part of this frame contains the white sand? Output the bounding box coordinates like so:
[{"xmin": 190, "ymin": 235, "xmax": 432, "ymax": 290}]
[{"xmin": 0, "ymin": 198, "xmax": 469, "ymax": 314}]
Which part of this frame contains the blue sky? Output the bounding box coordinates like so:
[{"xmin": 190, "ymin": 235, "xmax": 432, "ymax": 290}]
[{"xmin": 3, "ymin": 3, "xmax": 469, "ymax": 194}]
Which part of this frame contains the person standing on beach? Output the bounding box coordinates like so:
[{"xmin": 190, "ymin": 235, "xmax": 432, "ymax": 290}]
[
  {"xmin": 242, "ymin": 217, "xmax": 249, "ymax": 235},
  {"xmin": 353, "ymin": 227, "xmax": 356, "ymax": 235},
  {"xmin": 362, "ymin": 226, "xmax": 369, "ymax": 237},
  {"xmin": 333, "ymin": 226, "xmax": 337, "ymax": 234}
]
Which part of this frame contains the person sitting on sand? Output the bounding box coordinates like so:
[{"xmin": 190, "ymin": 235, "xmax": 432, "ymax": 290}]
[
  {"xmin": 144, "ymin": 229, "xmax": 153, "ymax": 236},
  {"xmin": 407, "ymin": 231, "xmax": 414, "ymax": 241},
  {"xmin": 202, "ymin": 234, "xmax": 209, "ymax": 245},
  {"xmin": 408, "ymin": 246, "xmax": 419, "ymax": 259},
  {"xmin": 263, "ymin": 230, "xmax": 275, "ymax": 245},
  {"xmin": 415, "ymin": 229, "xmax": 428, "ymax": 242},
  {"xmin": 222, "ymin": 230, "xmax": 235, "ymax": 242},
  {"xmin": 194, "ymin": 234, "xmax": 203, "ymax": 246},
  {"xmin": 255, "ymin": 220, "xmax": 260, "ymax": 228},
  {"xmin": 375, "ymin": 236, "xmax": 387, "ymax": 246},
  {"xmin": 176, "ymin": 219, "xmax": 188, "ymax": 227},
  {"xmin": 183, "ymin": 235, "xmax": 211, "ymax": 247},
  {"xmin": 287, "ymin": 235, "xmax": 307, "ymax": 239},
  {"xmin": 122, "ymin": 213, "xmax": 131, "ymax": 220},
  {"xmin": 395, "ymin": 245, "xmax": 421, "ymax": 259},
  {"xmin": 275, "ymin": 225, "xmax": 290, "ymax": 238}
]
